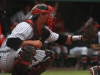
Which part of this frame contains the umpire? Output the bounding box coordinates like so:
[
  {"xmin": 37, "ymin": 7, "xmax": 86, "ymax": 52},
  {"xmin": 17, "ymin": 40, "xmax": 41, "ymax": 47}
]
[{"xmin": 0, "ymin": 3, "xmax": 97, "ymax": 75}]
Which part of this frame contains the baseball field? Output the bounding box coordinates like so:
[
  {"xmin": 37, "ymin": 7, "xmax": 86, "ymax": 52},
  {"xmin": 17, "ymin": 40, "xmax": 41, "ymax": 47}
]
[
  {"xmin": 0, "ymin": 71, "xmax": 91, "ymax": 75},
  {"xmin": 0, "ymin": 67, "xmax": 91, "ymax": 75}
]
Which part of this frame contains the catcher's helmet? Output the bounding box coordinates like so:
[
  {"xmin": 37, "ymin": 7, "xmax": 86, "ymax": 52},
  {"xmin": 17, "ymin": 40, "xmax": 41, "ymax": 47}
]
[{"xmin": 30, "ymin": 3, "xmax": 56, "ymax": 30}]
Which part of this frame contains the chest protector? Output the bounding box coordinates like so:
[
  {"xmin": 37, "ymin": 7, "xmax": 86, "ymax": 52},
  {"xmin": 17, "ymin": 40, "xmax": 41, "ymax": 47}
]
[
  {"xmin": 12, "ymin": 20, "xmax": 51, "ymax": 75},
  {"xmin": 26, "ymin": 19, "xmax": 50, "ymax": 43}
]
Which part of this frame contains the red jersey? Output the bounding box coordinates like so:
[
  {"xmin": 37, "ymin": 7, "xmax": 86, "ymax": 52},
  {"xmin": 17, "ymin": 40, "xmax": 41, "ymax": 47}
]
[
  {"xmin": 0, "ymin": 23, "xmax": 5, "ymax": 47},
  {"xmin": 53, "ymin": 18, "xmax": 66, "ymax": 33}
]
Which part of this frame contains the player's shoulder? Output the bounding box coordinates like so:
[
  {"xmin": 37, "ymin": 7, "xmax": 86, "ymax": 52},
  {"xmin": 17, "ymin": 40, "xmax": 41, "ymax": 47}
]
[
  {"xmin": 16, "ymin": 22, "xmax": 32, "ymax": 28},
  {"xmin": 28, "ymin": 11, "xmax": 31, "ymax": 14},
  {"xmin": 16, "ymin": 10, "xmax": 23, "ymax": 15}
]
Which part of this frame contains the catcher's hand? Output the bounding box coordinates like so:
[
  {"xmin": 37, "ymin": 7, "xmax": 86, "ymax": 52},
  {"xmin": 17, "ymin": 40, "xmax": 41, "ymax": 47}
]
[
  {"xmin": 91, "ymin": 44, "xmax": 100, "ymax": 50},
  {"xmin": 80, "ymin": 18, "xmax": 97, "ymax": 39}
]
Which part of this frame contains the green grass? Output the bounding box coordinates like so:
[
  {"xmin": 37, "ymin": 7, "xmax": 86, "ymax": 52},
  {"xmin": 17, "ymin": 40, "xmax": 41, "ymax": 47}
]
[
  {"xmin": 42, "ymin": 70, "xmax": 91, "ymax": 75},
  {"xmin": 0, "ymin": 70, "xmax": 91, "ymax": 75}
]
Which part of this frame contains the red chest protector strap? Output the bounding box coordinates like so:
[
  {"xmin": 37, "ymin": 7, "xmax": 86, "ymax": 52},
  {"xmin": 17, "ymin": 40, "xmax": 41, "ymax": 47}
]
[
  {"xmin": 26, "ymin": 19, "xmax": 34, "ymax": 27},
  {"xmin": 26, "ymin": 19, "xmax": 42, "ymax": 35},
  {"xmin": 25, "ymin": 19, "xmax": 50, "ymax": 43}
]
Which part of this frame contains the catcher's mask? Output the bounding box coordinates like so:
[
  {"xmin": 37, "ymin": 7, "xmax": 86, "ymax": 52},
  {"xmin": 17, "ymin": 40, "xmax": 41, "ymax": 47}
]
[{"xmin": 30, "ymin": 4, "xmax": 56, "ymax": 30}]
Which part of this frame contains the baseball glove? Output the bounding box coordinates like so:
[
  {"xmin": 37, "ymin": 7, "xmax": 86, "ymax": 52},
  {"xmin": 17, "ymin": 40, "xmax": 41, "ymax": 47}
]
[
  {"xmin": 91, "ymin": 44, "xmax": 100, "ymax": 50},
  {"xmin": 80, "ymin": 18, "xmax": 97, "ymax": 39}
]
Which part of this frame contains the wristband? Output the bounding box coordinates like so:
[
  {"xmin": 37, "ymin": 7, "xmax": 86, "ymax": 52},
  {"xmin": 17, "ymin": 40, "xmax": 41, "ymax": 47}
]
[{"xmin": 71, "ymin": 35, "xmax": 82, "ymax": 43}]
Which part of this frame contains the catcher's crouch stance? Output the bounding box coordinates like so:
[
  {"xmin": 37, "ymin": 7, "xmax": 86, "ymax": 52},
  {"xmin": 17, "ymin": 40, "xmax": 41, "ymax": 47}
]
[{"xmin": 0, "ymin": 4, "xmax": 97, "ymax": 75}]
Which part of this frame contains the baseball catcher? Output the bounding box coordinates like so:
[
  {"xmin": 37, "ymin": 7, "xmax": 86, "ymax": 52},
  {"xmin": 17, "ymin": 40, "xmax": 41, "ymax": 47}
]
[{"xmin": 0, "ymin": 3, "xmax": 97, "ymax": 75}]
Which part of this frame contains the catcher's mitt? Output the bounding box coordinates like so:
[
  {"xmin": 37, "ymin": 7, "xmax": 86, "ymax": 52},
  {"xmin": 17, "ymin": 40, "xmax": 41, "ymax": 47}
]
[
  {"xmin": 91, "ymin": 44, "xmax": 100, "ymax": 50},
  {"xmin": 80, "ymin": 18, "xmax": 97, "ymax": 39}
]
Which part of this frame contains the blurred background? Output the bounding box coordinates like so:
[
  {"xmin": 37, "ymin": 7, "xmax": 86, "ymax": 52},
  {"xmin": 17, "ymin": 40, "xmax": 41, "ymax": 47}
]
[{"xmin": 4, "ymin": 0, "xmax": 100, "ymax": 32}]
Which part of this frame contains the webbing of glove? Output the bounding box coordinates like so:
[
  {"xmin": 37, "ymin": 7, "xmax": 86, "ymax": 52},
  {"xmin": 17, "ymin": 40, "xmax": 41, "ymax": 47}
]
[{"xmin": 81, "ymin": 18, "xmax": 97, "ymax": 39}]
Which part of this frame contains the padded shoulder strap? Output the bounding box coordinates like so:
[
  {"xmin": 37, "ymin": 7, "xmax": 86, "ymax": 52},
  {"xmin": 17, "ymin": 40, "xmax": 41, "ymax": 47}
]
[{"xmin": 26, "ymin": 19, "xmax": 34, "ymax": 27}]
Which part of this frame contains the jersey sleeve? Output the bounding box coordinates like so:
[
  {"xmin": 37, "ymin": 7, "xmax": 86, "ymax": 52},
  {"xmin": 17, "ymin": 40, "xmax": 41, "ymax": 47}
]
[
  {"xmin": 45, "ymin": 27, "xmax": 68, "ymax": 45},
  {"xmin": 45, "ymin": 27, "xmax": 59, "ymax": 42},
  {"xmin": 7, "ymin": 22, "xmax": 33, "ymax": 40}
]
